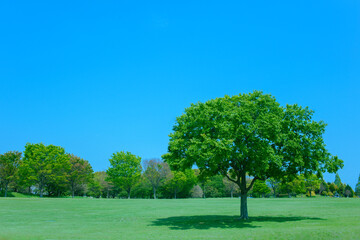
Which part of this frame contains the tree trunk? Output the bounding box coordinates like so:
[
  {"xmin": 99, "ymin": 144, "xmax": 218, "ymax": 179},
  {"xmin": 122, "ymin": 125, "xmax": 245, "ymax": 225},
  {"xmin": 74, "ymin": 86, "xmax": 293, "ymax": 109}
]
[
  {"xmin": 240, "ymin": 171, "xmax": 249, "ymax": 220},
  {"xmin": 72, "ymin": 182, "xmax": 75, "ymax": 198},
  {"xmin": 240, "ymin": 193, "xmax": 248, "ymax": 220},
  {"xmin": 5, "ymin": 184, "xmax": 8, "ymax": 198},
  {"xmin": 39, "ymin": 185, "xmax": 43, "ymax": 198},
  {"xmin": 107, "ymin": 189, "xmax": 109, "ymax": 199},
  {"xmin": 128, "ymin": 189, "xmax": 131, "ymax": 199},
  {"xmin": 153, "ymin": 187, "xmax": 156, "ymax": 199},
  {"xmin": 231, "ymin": 189, "xmax": 233, "ymax": 198},
  {"xmin": 174, "ymin": 190, "xmax": 177, "ymax": 199},
  {"xmin": 202, "ymin": 184, "xmax": 206, "ymax": 199}
]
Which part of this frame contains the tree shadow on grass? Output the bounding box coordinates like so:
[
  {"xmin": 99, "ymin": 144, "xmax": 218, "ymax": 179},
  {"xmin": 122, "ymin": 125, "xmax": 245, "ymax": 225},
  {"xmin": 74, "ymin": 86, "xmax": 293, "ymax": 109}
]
[{"xmin": 150, "ymin": 215, "xmax": 325, "ymax": 230}]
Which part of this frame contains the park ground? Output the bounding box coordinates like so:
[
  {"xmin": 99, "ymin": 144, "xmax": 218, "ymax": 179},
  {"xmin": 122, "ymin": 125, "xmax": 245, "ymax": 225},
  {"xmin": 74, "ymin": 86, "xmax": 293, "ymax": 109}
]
[{"xmin": 0, "ymin": 197, "xmax": 359, "ymax": 240}]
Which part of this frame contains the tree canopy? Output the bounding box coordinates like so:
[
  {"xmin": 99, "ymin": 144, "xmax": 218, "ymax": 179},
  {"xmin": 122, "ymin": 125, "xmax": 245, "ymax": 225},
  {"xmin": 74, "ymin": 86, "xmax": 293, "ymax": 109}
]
[
  {"xmin": 0, "ymin": 151, "xmax": 22, "ymax": 197},
  {"xmin": 335, "ymin": 173, "xmax": 342, "ymax": 188},
  {"xmin": 252, "ymin": 180, "xmax": 270, "ymax": 198},
  {"xmin": 106, "ymin": 151, "xmax": 142, "ymax": 199},
  {"xmin": 143, "ymin": 159, "xmax": 171, "ymax": 199},
  {"xmin": 163, "ymin": 91, "xmax": 343, "ymax": 219},
  {"xmin": 355, "ymin": 174, "xmax": 360, "ymax": 197},
  {"xmin": 19, "ymin": 143, "xmax": 71, "ymax": 197},
  {"xmin": 68, "ymin": 154, "xmax": 93, "ymax": 198},
  {"xmin": 164, "ymin": 169, "xmax": 196, "ymax": 199}
]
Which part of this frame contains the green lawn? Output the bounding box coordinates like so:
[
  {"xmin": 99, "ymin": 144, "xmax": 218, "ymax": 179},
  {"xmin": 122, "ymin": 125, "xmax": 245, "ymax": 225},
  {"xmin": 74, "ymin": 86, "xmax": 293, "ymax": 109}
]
[{"xmin": 0, "ymin": 197, "xmax": 359, "ymax": 240}]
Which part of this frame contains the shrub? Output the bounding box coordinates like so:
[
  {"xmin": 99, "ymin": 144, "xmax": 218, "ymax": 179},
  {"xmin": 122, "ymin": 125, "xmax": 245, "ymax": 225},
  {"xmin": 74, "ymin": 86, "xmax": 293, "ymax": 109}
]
[
  {"xmin": 278, "ymin": 193, "xmax": 291, "ymax": 198},
  {"xmin": 306, "ymin": 191, "xmax": 316, "ymax": 197}
]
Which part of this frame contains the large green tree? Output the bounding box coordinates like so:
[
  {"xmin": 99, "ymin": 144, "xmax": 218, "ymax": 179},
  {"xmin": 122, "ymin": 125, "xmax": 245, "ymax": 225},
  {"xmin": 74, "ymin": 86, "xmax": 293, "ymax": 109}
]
[
  {"xmin": 0, "ymin": 151, "xmax": 22, "ymax": 197},
  {"xmin": 163, "ymin": 91, "xmax": 343, "ymax": 219},
  {"xmin": 106, "ymin": 151, "xmax": 142, "ymax": 199},
  {"xmin": 19, "ymin": 143, "xmax": 70, "ymax": 197},
  {"xmin": 68, "ymin": 154, "xmax": 93, "ymax": 198}
]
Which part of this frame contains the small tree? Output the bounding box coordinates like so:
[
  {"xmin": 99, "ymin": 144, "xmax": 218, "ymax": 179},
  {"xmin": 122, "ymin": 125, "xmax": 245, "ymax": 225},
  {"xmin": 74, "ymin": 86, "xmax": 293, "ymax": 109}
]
[
  {"xmin": 280, "ymin": 177, "xmax": 294, "ymax": 197},
  {"xmin": 267, "ymin": 178, "xmax": 280, "ymax": 198},
  {"xmin": 196, "ymin": 173, "xmax": 209, "ymax": 199},
  {"xmin": 328, "ymin": 182, "xmax": 338, "ymax": 195},
  {"xmin": 305, "ymin": 174, "xmax": 320, "ymax": 197},
  {"xmin": 190, "ymin": 185, "xmax": 203, "ymax": 198},
  {"xmin": 164, "ymin": 169, "xmax": 196, "ymax": 199},
  {"xmin": 223, "ymin": 176, "xmax": 239, "ymax": 198},
  {"xmin": 334, "ymin": 173, "xmax": 342, "ymax": 188},
  {"xmin": 95, "ymin": 171, "xmax": 113, "ymax": 198},
  {"xmin": 205, "ymin": 175, "xmax": 226, "ymax": 198},
  {"xmin": 252, "ymin": 180, "xmax": 270, "ymax": 198},
  {"xmin": 0, "ymin": 151, "xmax": 22, "ymax": 197},
  {"xmin": 344, "ymin": 184, "xmax": 354, "ymax": 198},
  {"xmin": 68, "ymin": 154, "xmax": 93, "ymax": 198},
  {"xmin": 143, "ymin": 159, "xmax": 170, "ymax": 199},
  {"xmin": 338, "ymin": 183, "xmax": 346, "ymax": 197},
  {"xmin": 106, "ymin": 151, "xmax": 142, "ymax": 199},
  {"xmin": 355, "ymin": 174, "xmax": 360, "ymax": 197},
  {"xmin": 165, "ymin": 171, "xmax": 187, "ymax": 199},
  {"xmin": 292, "ymin": 175, "xmax": 306, "ymax": 196},
  {"xmin": 319, "ymin": 180, "xmax": 329, "ymax": 195}
]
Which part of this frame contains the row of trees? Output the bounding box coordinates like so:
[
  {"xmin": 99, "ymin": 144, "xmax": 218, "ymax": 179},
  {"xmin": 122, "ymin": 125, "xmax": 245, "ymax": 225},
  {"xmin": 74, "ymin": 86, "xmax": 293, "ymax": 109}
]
[
  {"xmin": 1, "ymin": 145, "xmax": 359, "ymax": 199},
  {"xmin": 255, "ymin": 173, "xmax": 357, "ymax": 198},
  {"xmin": 0, "ymin": 143, "xmax": 93, "ymax": 198},
  {"xmin": 0, "ymin": 146, "xmax": 198, "ymax": 199}
]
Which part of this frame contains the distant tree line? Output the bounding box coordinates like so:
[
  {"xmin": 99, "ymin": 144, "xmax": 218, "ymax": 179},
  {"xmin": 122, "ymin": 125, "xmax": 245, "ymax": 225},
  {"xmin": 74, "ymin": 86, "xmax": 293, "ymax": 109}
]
[{"xmin": 0, "ymin": 143, "xmax": 359, "ymax": 199}]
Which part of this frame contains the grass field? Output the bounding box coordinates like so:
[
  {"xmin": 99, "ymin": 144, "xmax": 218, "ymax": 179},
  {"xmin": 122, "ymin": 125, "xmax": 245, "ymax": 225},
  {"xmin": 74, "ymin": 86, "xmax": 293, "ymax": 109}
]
[{"xmin": 0, "ymin": 197, "xmax": 359, "ymax": 240}]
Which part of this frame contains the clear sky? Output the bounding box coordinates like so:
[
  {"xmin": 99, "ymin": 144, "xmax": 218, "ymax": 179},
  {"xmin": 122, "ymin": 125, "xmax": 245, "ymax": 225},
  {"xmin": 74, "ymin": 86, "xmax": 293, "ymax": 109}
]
[{"xmin": 0, "ymin": 1, "xmax": 359, "ymax": 187}]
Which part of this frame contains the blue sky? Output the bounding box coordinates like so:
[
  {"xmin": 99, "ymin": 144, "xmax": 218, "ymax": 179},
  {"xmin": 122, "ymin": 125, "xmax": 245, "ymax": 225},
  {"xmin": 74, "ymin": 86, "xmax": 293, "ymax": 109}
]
[{"xmin": 0, "ymin": 1, "xmax": 359, "ymax": 187}]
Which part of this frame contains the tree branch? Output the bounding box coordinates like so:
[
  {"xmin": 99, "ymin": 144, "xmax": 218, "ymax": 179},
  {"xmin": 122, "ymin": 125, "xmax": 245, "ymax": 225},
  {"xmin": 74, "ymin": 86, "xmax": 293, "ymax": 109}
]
[
  {"xmin": 246, "ymin": 176, "xmax": 258, "ymax": 192},
  {"xmin": 225, "ymin": 174, "xmax": 239, "ymax": 185}
]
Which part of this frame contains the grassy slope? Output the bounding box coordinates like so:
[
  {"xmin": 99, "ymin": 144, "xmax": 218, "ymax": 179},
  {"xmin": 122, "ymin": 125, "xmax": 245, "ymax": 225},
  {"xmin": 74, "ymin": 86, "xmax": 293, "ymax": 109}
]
[
  {"xmin": 0, "ymin": 197, "xmax": 359, "ymax": 240},
  {"xmin": 0, "ymin": 192, "xmax": 38, "ymax": 198}
]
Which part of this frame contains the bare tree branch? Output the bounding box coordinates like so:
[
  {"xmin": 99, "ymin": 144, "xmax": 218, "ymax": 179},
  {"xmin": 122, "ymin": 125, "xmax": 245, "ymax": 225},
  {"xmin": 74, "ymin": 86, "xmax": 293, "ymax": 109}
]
[
  {"xmin": 246, "ymin": 176, "xmax": 258, "ymax": 192},
  {"xmin": 225, "ymin": 174, "xmax": 239, "ymax": 185}
]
